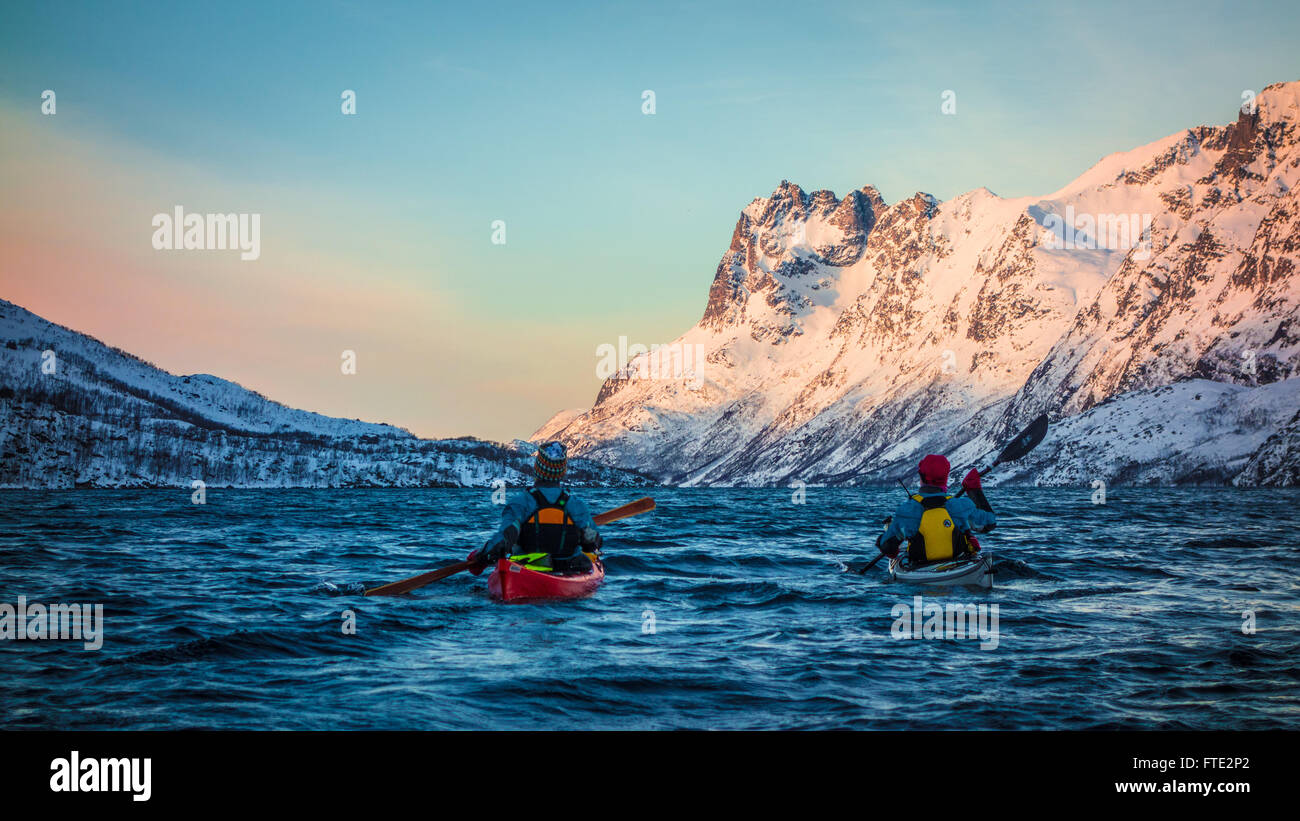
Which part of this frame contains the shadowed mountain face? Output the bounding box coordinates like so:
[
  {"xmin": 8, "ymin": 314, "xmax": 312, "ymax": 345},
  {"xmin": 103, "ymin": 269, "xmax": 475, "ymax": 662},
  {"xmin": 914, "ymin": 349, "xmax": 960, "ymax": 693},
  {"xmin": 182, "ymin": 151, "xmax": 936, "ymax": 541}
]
[
  {"xmin": 537, "ymin": 81, "xmax": 1300, "ymax": 487},
  {"xmin": 0, "ymin": 300, "xmax": 651, "ymax": 489}
]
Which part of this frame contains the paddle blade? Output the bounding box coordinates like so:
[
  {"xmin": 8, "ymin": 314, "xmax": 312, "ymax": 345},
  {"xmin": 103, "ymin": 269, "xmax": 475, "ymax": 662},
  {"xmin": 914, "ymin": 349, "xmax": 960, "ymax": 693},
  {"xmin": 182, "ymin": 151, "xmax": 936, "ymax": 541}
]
[
  {"xmin": 995, "ymin": 413, "xmax": 1048, "ymax": 466},
  {"xmin": 364, "ymin": 560, "xmax": 473, "ymax": 597},
  {"xmin": 593, "ymin": 496, "xmax": 655, "ymax": 525}
]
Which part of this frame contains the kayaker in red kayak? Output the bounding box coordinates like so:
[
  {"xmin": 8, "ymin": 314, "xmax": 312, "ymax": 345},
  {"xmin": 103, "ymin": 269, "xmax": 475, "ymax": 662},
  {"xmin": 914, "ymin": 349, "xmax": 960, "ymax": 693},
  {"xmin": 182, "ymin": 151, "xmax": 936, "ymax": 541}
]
[
  {"xmin": 467, "ymin": 441, "xmax": 603, "ymax": 574},
  {"xmin": 876, "ymin": 454, "xmax": 996, "ymax": 566}
]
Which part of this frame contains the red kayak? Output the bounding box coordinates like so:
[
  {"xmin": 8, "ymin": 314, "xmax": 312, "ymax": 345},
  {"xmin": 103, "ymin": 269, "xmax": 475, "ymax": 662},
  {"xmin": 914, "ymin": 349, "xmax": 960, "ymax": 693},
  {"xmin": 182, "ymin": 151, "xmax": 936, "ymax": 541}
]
[{"xmin": 487, "ymin": 557, "xmax": 605, "ymax": 603}]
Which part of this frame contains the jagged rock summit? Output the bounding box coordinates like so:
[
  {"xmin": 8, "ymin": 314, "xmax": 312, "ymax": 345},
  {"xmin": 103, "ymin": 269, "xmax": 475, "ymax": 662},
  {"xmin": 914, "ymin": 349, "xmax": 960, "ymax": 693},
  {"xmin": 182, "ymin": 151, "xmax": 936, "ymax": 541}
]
[{"xmin": 537, "ymin": 81, "xmax": 1300, "ymax": 486}]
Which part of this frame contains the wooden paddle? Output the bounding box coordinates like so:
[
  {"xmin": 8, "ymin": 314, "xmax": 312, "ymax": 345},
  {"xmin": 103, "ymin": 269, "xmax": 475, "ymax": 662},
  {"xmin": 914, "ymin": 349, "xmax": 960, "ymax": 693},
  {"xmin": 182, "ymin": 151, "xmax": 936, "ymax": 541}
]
[
  {"xmin": 858, "ymin": 413, "xmax": 1049, "ymax": 574},
  {"xmin": 363, "ymin": 496, "xmax": 656, "ymax": 597}
]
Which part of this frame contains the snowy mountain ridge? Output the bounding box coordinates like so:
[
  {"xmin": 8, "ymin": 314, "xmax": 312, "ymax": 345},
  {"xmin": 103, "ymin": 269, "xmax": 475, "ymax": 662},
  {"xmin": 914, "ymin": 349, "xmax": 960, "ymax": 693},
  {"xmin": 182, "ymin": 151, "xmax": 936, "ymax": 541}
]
[
  {"xmin": 0, "ymin": 299, "xmax": 650, "ymax": 488},
  {"xmin": 536, "ymin": 80, "xmax": 1300, "ymax": 486}
]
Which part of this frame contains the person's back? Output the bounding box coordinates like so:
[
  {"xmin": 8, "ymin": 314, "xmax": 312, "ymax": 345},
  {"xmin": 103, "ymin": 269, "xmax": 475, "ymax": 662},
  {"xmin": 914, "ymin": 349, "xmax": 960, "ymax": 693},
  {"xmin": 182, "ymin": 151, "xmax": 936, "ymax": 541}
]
[
  {"xmin": 878, "ymin": 454, "xmax": 996, "ymax": 566},
  {"xmin": 509, "ymin": 484, "xmax": 597, "ymax": 571},
  {"xmin": 469, "ymin": 441, "xmax": 602, "ymax": 574}
]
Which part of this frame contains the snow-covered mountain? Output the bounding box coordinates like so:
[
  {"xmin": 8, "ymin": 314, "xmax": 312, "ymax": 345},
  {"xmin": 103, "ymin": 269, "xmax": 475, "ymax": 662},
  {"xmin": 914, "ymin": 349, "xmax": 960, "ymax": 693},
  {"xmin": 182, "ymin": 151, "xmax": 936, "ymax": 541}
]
[
  {"xmin": 993, "ymin": 378, "xmax": 1300, "ymax": 486},
  {"xmin": 537, "ymin": 80, "xmax": 1300, "ymax": 487},
  {"xmin": 0, "ymin": 299, "xmax": 650, "ymax": 488}
]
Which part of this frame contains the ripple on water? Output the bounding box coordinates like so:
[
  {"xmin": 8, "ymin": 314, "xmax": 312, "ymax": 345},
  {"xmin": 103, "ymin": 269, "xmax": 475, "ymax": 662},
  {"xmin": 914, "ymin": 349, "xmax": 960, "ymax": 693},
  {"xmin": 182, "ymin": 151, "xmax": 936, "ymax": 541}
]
[{"xmin": 1, "ymin": 487, "xmax": 1298, "ymax": 729}]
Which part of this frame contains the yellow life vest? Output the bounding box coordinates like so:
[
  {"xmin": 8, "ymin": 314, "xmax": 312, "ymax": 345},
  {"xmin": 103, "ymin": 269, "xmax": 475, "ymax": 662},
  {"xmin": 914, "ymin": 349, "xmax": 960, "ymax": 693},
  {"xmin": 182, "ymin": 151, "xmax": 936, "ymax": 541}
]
[{"xmin": 906, "ymin": 494, "xmax": 971, "ymax": 564}]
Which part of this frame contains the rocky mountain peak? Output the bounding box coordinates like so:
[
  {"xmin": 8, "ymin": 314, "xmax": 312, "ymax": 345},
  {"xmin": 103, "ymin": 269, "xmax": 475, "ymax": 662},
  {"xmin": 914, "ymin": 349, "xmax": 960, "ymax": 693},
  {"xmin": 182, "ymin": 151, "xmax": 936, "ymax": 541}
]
[
  {"xmin": 701, "ymin": 179, "xmax": 893, "ymax": 331},
  {"xmin": 540, "ymin": 80, "xmax": 1300, "ymax": 487}
]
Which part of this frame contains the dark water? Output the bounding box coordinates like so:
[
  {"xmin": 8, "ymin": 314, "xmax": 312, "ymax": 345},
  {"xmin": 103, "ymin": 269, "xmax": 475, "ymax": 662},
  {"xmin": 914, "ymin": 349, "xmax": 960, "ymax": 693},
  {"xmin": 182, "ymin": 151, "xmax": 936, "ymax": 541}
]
[{"xmin": 2, "ymin": 488, "xmax": 1298, "ymax": 730}]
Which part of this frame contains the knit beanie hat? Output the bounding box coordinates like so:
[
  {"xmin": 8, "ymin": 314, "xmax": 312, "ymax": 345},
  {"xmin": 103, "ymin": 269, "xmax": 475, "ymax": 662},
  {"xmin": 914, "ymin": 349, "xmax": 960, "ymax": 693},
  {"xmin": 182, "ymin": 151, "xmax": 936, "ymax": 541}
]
[{"xmin": 534, "ymin": 441, "xmax": 568, "ymax": 482}]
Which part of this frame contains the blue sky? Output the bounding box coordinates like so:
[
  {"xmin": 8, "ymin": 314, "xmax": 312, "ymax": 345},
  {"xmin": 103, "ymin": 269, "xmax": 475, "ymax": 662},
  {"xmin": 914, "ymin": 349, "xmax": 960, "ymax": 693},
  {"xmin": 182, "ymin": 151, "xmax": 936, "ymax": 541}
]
[{"xmin": 1, "ymin": 0, "xmax": 1297, "ymax": 439}]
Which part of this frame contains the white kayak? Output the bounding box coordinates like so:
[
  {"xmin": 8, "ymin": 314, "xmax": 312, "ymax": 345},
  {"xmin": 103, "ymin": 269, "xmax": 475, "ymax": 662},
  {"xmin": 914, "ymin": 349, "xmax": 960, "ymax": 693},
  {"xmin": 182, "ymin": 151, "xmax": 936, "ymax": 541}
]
[{"xmin": 888, "ymin": 552, "xmax": 994, "ymax": 589}]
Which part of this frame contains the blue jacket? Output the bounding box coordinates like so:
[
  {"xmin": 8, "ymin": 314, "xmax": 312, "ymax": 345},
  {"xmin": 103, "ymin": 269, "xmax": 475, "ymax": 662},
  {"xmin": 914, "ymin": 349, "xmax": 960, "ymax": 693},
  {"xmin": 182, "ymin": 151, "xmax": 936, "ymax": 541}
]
[
  {"xmin": 487, "ymin": 485, "xmax": 599, "ymax": 552},
  {"xmin": 882, "ymin": 487, "xmax": 996, "ymax": 548}
]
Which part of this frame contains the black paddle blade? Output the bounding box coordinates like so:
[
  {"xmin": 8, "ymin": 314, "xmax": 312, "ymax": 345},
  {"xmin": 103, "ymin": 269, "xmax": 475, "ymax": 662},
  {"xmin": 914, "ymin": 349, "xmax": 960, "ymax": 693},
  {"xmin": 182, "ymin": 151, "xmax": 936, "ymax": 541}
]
[{"xmin": 995, "ymin": 413, "xmax": 1049, "ymax": 466}]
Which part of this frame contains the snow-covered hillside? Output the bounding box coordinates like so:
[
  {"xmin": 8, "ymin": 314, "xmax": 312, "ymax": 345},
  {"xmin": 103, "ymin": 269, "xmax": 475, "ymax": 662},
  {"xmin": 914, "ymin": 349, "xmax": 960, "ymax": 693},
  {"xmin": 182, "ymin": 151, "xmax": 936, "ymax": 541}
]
[
  {"xmin": 0, "ymin": 300, "xmax": 650, "ymax": 488},
  {"xmin": 537, "ymin": 81, "xmax": 1300, "ymax": 487},
  {"xmin": 992, "ymin": 378, "xmax": 1300, "ymax": 486}
]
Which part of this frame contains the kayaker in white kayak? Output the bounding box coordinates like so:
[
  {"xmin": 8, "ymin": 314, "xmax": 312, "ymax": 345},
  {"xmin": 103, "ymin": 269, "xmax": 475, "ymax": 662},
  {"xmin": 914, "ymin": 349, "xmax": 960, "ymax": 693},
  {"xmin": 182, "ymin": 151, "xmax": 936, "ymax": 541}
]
[
  {"xmin": 876, "ymin": 454, "xmax": 996, "ymax": 566},
  {"xmin": 467, "ymin": 441, "xmax": 603, "ymax": 574}
]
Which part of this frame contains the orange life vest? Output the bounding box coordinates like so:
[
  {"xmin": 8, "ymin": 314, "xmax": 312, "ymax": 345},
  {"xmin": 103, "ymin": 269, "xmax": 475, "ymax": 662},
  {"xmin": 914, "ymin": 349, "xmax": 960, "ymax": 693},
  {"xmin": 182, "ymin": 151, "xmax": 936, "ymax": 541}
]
[{"xmin": 517, "ymin": 488, "xmax": 584, "ymax": 558}]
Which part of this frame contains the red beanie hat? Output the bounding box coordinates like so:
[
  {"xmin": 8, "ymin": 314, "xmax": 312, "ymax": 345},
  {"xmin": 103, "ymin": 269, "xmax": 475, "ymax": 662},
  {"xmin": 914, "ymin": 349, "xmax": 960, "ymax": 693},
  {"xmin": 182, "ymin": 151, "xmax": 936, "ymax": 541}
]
[{"xmin": 918, "ymin": 454, "xmax": 950, "ymax": 489}]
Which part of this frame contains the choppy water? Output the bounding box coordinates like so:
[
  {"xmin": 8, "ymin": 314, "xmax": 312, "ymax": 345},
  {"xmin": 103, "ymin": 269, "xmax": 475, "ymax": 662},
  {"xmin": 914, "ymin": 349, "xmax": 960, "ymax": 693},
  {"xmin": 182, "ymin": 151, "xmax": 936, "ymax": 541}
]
[{"xmin": 2, "ymin": 488, "xmax": 1298, "ymax": 730}]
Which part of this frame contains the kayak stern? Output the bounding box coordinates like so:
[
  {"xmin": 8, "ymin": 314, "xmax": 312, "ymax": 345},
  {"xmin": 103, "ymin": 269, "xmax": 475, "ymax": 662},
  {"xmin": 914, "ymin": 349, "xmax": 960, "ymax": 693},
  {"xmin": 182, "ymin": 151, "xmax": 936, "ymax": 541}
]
[
  {"xmin": 888, "ymin": 552, "xmax": 994, "ymax": 589},
  {"xmin": 487, "ymin": 557, "xmax": 606, "ymax": 602}
]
